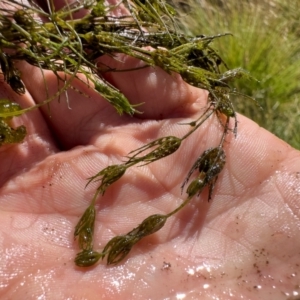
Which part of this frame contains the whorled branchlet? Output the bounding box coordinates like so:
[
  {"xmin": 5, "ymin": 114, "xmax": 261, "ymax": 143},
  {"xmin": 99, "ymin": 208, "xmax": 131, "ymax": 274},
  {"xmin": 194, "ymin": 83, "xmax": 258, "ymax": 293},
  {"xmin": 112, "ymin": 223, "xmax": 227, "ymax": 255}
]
[
  {"xmin": 74, "ymin": 250, "xmax": 104, "ymax": 267},
  {"xmin": 74, "ymin": 205, "xmax": 96, "ymax": 251},
  {"xmin": 186, "ymin": 173, "xmax": 206, "ymax": 198},
  {"xmin": 100, "ymin": 214, "xmax": 167, "ymax": 265},
  {"xmin": 209, "ymin": 87, "xmax": 238, "ymax": 136},
  {"xmin": 131, "ymin": 214, "xmax": 168, "ymax": 238},
  {"xmin": 86, "ymin": 164, "xmax": 127, "ymax": 195},
  {"xmin": 126, "ymin": 136, "xmax": 182, "ymax": 165},
  {"xmin": 182, "ymin": 147, "xmax": 226, "ymax": 200},
  {"xmin": 198, "ymin": 148, "xmax": 226, "ymax": 176},
  {"xmin": 94, "ymin": 78, "xmax": 137, "ymax": 115},
  {"xmin": 102, "ymin": 234, "xmax": 141, "ymax": 265}
]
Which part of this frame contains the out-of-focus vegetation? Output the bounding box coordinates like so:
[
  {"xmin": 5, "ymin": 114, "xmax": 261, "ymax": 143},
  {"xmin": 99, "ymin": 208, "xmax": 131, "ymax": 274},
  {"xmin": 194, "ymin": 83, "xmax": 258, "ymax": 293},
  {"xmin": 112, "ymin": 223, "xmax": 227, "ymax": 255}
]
[{"xmin": 172, "ymin": 0, "xmax": 300, "ymax": 149}]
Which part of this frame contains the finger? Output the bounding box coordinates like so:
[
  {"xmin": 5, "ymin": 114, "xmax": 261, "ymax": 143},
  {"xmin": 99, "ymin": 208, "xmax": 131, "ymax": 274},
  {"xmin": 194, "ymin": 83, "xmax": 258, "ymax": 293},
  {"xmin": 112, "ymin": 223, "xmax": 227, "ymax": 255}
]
[
  {"xmin": 20, "ymin": 54, "xmax": 206, "ymax": 149},
  {"xmin": 100, "ymin": 54, "xmax": 206, "ymax": 119},
  {"xmin": 20, "ymin": 62, "xmax": 132, "ymax": 149}
]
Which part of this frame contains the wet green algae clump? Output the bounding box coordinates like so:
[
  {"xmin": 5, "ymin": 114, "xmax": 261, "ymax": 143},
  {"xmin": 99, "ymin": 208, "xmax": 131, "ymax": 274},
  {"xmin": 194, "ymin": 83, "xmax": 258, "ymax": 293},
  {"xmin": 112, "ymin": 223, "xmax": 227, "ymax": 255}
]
[{"xmin": 0, "ymin": 0, "xmax": 253, "ymax": 266}]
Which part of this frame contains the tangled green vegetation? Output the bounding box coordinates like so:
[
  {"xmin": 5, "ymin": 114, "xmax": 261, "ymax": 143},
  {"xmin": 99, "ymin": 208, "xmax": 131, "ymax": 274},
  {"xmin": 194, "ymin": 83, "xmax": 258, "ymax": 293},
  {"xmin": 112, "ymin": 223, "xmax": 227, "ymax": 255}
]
[
  {"xmin": 0, "ymin": 0, "xmax": 255, "ymax": 266},
  {"xmin": 174, "ymin": 0, "xmax": 300, "ymax": 149}
]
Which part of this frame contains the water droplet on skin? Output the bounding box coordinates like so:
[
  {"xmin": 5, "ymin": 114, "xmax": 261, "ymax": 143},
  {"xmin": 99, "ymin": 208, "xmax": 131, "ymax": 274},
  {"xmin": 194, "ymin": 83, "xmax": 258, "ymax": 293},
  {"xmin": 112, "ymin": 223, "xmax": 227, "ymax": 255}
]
[
  {"xmin": 196, "ymin": 265, "xmax": 204, "ymax": 272},
  {"xmin": 112, "ymin": 280, "xmax": 120, "ymax": 288},
  {"xmin": 176, "ymin": 293, "xmax": 186, "ymax": 299},
  {"xmin": 203, "ymin": 283, "xmax": 210, "ymax": 289},
  {"xmin": 253, "ymin": 285, "xmax": 262, "ymax": 289},
  {"xmin": 150, "ymin": 264, "xmax": 156, "ymax": 272},
  {"xmin": 186, "ymin": 268, "xmax": 194, "ymax": 275}
]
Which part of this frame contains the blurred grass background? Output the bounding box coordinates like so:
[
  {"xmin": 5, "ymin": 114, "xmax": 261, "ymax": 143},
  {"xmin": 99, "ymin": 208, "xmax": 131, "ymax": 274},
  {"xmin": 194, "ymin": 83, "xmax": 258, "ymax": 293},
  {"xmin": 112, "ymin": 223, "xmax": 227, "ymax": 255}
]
[{"xmin": 171, "ymin": 0, "xmax": 300, "ymax": 149}]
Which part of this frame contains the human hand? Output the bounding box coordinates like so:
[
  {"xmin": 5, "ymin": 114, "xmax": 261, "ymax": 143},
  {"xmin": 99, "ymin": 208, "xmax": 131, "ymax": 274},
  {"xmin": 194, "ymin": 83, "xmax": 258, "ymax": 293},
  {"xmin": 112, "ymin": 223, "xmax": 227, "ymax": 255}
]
[{"xmin": 1, "ymin": 1, "xmax": 300, "ymax": 299}]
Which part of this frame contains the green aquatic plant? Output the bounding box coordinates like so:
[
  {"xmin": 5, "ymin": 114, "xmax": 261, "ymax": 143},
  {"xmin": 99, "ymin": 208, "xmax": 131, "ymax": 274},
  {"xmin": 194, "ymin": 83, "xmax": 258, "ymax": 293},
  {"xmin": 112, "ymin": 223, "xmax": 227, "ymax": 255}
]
[
  {"xmin": 0, "ymin": 99, "xmax": 26, "ymax": 145},
  {"xmin": 76, "ymin": 127, "xmax": 227, "ymax": 265},
  {"xmin": 0, "ymin": 0, "xmax": 256, "ymax": 266}
]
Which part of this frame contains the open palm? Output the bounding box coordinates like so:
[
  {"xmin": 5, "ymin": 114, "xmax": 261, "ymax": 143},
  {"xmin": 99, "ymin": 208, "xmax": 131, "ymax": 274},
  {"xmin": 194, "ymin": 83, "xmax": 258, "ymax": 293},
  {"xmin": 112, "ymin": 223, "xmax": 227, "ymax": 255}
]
[{"xmin": 1, "ymin": 2, "xmax": 300, "ymax": 300}]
